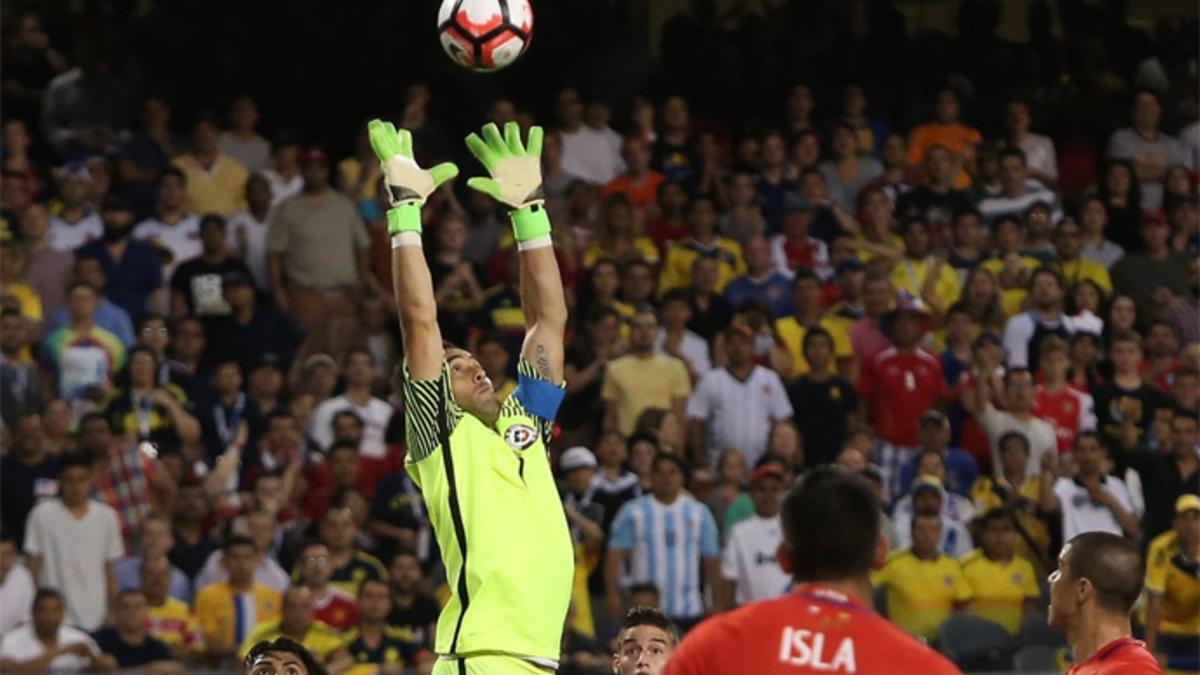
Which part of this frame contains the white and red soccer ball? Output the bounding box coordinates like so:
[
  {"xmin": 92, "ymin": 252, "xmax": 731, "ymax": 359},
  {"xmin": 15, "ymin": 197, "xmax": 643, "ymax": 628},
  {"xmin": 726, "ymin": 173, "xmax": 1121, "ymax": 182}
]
[{"xmin": 438, "ymin": 0, "xmax": 533, "ymax": 72}]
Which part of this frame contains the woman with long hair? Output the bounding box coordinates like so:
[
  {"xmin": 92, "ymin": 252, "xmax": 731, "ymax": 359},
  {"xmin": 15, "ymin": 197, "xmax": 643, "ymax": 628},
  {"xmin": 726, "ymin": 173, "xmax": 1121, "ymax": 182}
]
[
  {"xmin": 704, "ymin": 448, "xmax": 748, "ymax": 538},
  {"xmin": 1096, "ymin": 159, "xmax": 1143, "ymax": 251},
  {"xmin": 1078, "ymin": 195, "xmax": 1125, "ymax": 269},
  {"xmin": 101, "ymin": 345, "xmax": 201, "ymax": 447},
  {"xmin": 820, "ymin": 123, "xmax": 883, "ymax": 211},
  {"xmin": 1067, "ymin": 278, "xmax": 1106, "ymax": 335},
  {"xmin": 958, "ymin": 267, "xmax": 1006, "ymax": 334}
]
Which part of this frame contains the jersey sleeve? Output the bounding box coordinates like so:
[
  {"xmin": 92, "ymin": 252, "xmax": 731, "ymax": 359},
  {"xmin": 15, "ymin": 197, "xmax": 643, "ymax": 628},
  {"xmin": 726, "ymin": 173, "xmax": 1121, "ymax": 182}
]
[
  {"xmin": 685, "ymin": 375, "xmax": 712, "ymax": 422},
  {"xmin": 608, "ymin": 503, "xmax": 636, "ymax": 551},
  {"xmin": 698, "ymin": 507, "xmax": 720, "ymax": 558},
  {"xmin": 402, "ymin": 360, "xmax": 459, "ymax": 463}
]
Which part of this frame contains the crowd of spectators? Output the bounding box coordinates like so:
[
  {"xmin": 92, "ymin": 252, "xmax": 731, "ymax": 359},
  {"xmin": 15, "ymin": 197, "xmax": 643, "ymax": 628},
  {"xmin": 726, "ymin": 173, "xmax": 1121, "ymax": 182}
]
[{"xmin": 1, "ymin": 1, "xmax": 1199, "ymax": 673}]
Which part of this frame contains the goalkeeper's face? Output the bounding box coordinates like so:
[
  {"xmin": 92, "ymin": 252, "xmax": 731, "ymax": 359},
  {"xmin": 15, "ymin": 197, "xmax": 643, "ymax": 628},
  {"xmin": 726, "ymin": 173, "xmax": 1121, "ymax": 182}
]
[{"xmin": 447, "ymin": 348, "xmax": 501, "ymax": 421}]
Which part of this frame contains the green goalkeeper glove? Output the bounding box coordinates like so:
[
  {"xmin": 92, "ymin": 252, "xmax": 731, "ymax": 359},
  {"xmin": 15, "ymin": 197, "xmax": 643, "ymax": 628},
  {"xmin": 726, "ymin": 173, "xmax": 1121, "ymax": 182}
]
[
  {"xmin": 367, "ymin": 119, "xmax": 458, "ymax": 236},
  {"xmin": 464, "ymin": 121, "xmax": 550, "ymax": 244}
]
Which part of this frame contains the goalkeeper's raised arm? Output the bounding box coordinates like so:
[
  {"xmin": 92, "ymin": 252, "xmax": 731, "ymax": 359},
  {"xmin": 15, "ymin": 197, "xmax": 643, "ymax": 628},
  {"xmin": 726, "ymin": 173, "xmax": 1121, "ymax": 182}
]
[
  {"xmin": 464, "ymin": 121, "xmax": 566, "ymax": 386},
  {"xmin": 367, "ymin": 119, "xmax": 459, "ymax": 382}
]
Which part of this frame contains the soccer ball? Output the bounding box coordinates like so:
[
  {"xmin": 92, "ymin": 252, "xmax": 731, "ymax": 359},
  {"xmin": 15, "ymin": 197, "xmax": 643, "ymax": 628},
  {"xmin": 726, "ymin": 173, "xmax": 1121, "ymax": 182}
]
[{"xmin": 437, "ymin": 0, "xmax": 533, "ymax": 72}]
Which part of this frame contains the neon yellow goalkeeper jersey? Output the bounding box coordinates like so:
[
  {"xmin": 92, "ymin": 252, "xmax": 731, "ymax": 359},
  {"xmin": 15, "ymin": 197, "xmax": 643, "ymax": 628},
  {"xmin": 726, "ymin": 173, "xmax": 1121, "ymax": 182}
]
[{"xmin": 403, "ymin": 358, "xmax": 573, "ymax": 666}]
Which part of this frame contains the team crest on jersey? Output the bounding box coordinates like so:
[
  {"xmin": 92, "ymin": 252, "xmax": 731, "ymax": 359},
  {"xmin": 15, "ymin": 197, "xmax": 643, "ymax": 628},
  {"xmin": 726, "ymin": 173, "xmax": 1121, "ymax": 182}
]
[{"xmin": 504, "ymin": 424, "xmax": 538, "ymax": 450}]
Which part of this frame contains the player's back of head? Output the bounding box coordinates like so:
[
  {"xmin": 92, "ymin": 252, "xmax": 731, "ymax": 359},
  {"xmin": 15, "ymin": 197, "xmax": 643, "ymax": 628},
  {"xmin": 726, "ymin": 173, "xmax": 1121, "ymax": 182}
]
[
  {"xmin": 780, "ymin": 466, "xmax": 881, "ymax": 582},
  {"xmin": 1062, "ymin": 531, "xmax": 1144, "ymax": 614}
]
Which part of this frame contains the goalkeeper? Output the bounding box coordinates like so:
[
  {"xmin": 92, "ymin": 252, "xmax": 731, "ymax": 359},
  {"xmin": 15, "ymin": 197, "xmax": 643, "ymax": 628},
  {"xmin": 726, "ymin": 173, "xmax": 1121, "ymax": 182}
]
[{"xmin": 367, "ymin": 119, "xmax": 574, "ymax": 675}]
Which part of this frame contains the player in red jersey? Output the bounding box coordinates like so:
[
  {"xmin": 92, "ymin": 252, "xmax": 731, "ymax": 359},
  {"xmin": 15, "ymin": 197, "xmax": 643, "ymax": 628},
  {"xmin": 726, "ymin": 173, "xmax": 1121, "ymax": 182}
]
[
  {"xmin": 1033, "ymin": 336, "xmax": 1096, "ymax": 454},
  {"xmin": 1048, "ymin": 531, "xmax": 1163, "ymax": 675},
  {"xmin": 663, "ymin": 466, "xmax": 961, "ymax": 675}
]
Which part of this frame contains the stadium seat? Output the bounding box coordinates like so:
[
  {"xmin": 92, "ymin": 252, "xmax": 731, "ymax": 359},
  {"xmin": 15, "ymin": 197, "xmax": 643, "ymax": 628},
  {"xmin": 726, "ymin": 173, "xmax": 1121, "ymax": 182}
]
[
  {"xmin": 1013, "ymin": 645, "xmax": 1064, "ymax": 672},
  {"xmin": 938, "ymin": 614, "xmax": 1015, "ymax": 672},
  {"xmin": 1017, "ymin": 615, "xmax": 1066, "ymax": 648}
]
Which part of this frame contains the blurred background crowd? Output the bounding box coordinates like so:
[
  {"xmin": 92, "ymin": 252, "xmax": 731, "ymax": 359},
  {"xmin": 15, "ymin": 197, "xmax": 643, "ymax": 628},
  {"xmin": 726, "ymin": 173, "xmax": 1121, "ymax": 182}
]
[{"xmin": 0, "ymin": 0, "xmax": 1198, "ymax": 673}]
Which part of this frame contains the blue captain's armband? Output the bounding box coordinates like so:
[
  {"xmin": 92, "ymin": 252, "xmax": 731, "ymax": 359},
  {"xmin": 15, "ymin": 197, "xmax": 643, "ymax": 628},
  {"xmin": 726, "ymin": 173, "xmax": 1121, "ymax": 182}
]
[{"xmin": 513, "ymin": 373, "xmax": 566, "ymax": 422}]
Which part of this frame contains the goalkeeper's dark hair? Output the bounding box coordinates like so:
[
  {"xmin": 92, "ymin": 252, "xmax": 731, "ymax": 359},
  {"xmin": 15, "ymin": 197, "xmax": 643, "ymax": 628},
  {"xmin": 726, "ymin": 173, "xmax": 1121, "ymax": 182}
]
[
  {"xmin": 244, "ymin": 636, "xmax": 328, "ymax": 675},
  {"xmin": 780, "ymin": 466, "xmax": 881, "ymax": 583},
  {"xmin": 620, "ymin": 606, "xmax": 679, "ymax": 646}
]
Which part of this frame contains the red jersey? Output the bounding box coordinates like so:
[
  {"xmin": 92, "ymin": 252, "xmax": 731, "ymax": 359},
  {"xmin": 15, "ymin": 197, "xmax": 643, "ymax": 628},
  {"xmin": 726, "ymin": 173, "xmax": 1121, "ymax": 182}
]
[
  {"xmin": 664, "ymin": 585, "xmax": 961, "ymax": 675},
  {"xmin": 1034, "ymin": 385, "xmax": 1097, "ymax": 454},
  {"xmin": 1065, "ymin": 637, "xmax": 1162, "ymax": 675},
  {"xmin": 311, "ymin": 587, "xmax": 359, "ymax": 631},
  {"xmin": 859, "ymin": 348, "xmax": 947, "ymax": 447}
]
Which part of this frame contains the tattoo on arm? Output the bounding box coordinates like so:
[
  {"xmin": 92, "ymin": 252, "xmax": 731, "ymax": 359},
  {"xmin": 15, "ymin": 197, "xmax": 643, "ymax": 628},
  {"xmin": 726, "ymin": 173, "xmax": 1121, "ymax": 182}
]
[{"xmin": 535, "ymin": 344, "xmax": 553, "ymax": 381}]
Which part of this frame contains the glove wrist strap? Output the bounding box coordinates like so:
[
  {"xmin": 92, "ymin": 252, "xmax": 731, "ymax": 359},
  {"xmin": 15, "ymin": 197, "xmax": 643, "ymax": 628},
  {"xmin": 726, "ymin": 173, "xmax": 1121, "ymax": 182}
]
[
  {"xmin": 509, "ymin": 203, "xmax": 551, "ymax": 243},
  {"xmin": 386, "ymin": 202, "xmax": 423, "ymax": 236}
]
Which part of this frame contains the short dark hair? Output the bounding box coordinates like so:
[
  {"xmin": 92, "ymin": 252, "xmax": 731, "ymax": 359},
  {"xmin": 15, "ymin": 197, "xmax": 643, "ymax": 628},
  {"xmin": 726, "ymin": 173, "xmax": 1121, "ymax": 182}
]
[
  {"xmin": 157, "ymin": 165, "xmax": 186, "ymax": 186},
  {"xmin": 781, "ymin": 466, "xmax": 880, "ymax": 582},
  {"xmin": 199, "ymin": 213, "xmax": 226, "ymax": 231},
  {"xmin": 1028, "ymin": 266, "xmax": 1063, "ymax": 290},
  {"xmin": 389, "ymin": 548, "xmax": 419, "ymax": 566},
  {"xmin": 978, "ymin": 507, "xmax": 1012, "ymax": 529},
  {"xmin": 651, "ymin": 451, "xmax": 688, "ymax": 475},
  {"xmin": 792, "ymin": 267, "xmax": 821, "ymax": 286},
  {"xmin": 223, "ymin": 534, "xmax": 256, "ymax": 554},
  {"xmin": 244, "ymin": 636, "xmax": 329, "ymax": 675},
  {"xmin": 1062, "ymin": 531, "xmax": 1144, "ymax": 614},
  {"xmin": 620, "ymin": 606, "xmax": 679, "ymax": 646},
  {"xmin": 801, "ymin": 326, "xmax": 833, "ymax": 359},
  {"xmin": 33, "ymin": 588, "xmax": 63, "ymax": 609},
  {"xmin": 330, "ymin": 409, "xmax": 363, "ymax": 431},
  {"xmin": 628, "ymin": 582, "xmax": 660, "ymax": 599},
  {"xmin": 661, "ymin": 288, "xmax": 691, "ymax": 307},
  {"xmin": 998, "ymin": 431, "xmax": 1031, "ymax": 454},
  {"xmin": 60, "ymin": 452, "xmax": 92, "ymax": 473}
]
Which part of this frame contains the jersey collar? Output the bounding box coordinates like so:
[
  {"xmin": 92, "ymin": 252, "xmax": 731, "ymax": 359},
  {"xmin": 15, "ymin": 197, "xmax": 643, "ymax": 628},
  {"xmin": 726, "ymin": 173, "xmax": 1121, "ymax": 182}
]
[{"xmin": 792, "ymin": 584, "xmax": 870, "ymax": 613}]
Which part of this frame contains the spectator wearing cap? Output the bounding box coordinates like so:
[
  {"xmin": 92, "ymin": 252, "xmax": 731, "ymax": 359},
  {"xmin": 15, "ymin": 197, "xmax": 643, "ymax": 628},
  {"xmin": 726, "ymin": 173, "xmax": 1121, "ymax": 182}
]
[
  {"xmin": 787, "ymin": 326, "xmax": 858, "ymax": 468},
  {"xmin": 1143, "ymin": 494, "xmax": 1200, "ymax": 667},
  {"xmin": 605, "ymin": 453, "xmax": 719, "ymax": 631},
  {"xmin": 267, "ymin": 146, "xmax": 383, "ymax": 350},
  {"xmin": 898, "ymin": 410, "xmax": 979, "ymax": 497},
  {"xmin": 859, "ymin": 296, "xmax": 946, "ymax": 501},
  {"xmin": 1110, "ymin": 213, "xmax": 1192, "ymax": 319},
  {"xmin": 658, "ymin": 195, "xmax": 744, "ymax": 295},
  {"xmin": 75, "ymin": 195, "xmax": 166, "ymax": 323},
  {"xmin": 171, "ymin": 117, "xmax": 248, "ymax": 217},
  {"xmin": 715, "ymin": 463, "xmax": 790, "ymax": 610},
  {"xmin": 206, "ymin": 267, "xmax": 304, "ymax": 372},
  {"xmin": 774, "ymin": 268, "xmax": 853, "ymax": 379},
  {"xmin": 219, "ymin": 96, "xmax": 272, "ymax": 173},
  {"xmin": 889, "ymin": 217, "xmax": 960, "ymax": 318},
  {"xmin": 687, "ymin": 322, "xmax": 792, "ymax": 469},
  {"xmin": 722, "ymin": 234, "xmax": 793, "ymax": 319},
  {"xmin": 132, "ymin": 167, "xmax": 201, "ymax": 280},
  {"xmin": 892, "ymin": 475, "xmax": 974, "ymax": 558},
  {"xmin": 602, "ymin": 307, "xmax": 691, "ymax": 437},
  {"xmin": 559, "ymin": 446, "xmax": 605, "ymax": 637},
  {"xmin": 168, "ymin": 213, "xmax": 253, "ymax": 320},
  {"xmin": 46, "ymin": 162, "xmax": 103, "ymax": 251},
  {"xmin": 1106, "ymin": 89, "xmax": 1192, "ymax": 211}
]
